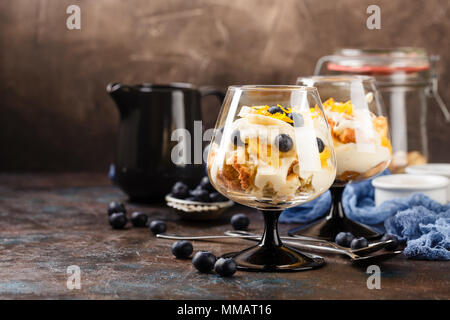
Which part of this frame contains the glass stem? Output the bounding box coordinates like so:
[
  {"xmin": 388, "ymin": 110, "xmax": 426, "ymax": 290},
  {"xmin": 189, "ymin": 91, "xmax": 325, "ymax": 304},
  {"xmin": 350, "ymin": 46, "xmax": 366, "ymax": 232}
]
[
  {"xmin": 259, "ymin": 210, "xmax": 282, "ymax": 248},
  {"xmin": 328, "ymin": 186, "xmax": 345, "ymax": 219}
]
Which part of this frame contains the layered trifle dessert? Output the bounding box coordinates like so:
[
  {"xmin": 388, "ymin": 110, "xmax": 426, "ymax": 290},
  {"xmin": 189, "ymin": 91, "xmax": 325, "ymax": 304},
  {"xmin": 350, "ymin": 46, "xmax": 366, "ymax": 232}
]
[
  {"xmin": 208, "ymin": 105, "xmax": 336, "ymax": 205},
  {"xmin": 322, "ymin": 97, "xmax": 392, "ymax": 183}
]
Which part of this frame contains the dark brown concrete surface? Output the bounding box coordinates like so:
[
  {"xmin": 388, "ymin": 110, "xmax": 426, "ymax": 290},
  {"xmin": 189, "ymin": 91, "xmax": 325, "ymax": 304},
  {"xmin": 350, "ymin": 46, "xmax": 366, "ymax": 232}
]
[
  {"xmin": 0, "ymin": 173, "xmax": 448, "ymax": 299},
  {"xmin": 0, "ymin": 0, "xmax": 449, "ymax": 171}
]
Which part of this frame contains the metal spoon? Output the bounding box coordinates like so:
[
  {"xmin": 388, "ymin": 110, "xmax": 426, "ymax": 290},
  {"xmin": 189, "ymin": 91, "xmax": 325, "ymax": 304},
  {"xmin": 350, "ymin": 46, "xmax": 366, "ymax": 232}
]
[
  {"xmin": 157, "ymin": 231, "xmax": 332, "ymax": 242},
  {"xmin": 156, "ymin": 234, "xmax": 260, "ymax": 240},
  {"xmin": 223, "ymin": 231, "xmax": 402, "ymax": 264},
  {"xmin": 157, "ymin": 232, "xmax": 325, "ymax": 242},
  {"xmin": 157, "ymin": 231, "xmax": 399, "ymax": 262},
  {"xmin": 266, "ymin": 238, "xmax": 401, "ymax": 264},
  {"xmin": 224, "ymin": 230, "xmax": 395, "ymax": 257}
]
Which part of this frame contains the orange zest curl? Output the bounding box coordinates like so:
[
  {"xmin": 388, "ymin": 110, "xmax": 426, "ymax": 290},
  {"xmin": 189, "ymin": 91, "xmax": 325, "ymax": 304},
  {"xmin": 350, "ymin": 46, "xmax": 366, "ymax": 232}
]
[
  {"xmin": 251, "ymin": 105, "xmax": 293, "ymax": 124},
  {"xmin": 322, "ymin": 98, "xmax": 353, "ymax": 115}
]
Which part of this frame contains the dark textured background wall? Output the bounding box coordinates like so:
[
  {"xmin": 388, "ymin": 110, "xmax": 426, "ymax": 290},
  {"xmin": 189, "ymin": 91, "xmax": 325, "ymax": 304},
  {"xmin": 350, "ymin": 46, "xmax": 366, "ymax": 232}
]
[{"xmin": 1, "ymin": 0, "xmax": 449, "ymax": 172}]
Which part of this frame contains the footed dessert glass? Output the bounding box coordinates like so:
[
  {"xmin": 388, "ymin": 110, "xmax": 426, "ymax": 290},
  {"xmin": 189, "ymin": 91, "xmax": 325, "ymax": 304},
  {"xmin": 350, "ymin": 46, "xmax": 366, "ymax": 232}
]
[
  {"xmin": 293, "ymin": 76, "xmax": 392, "ymax": 240},
  {"xmin": 207, "ymin": 85, "xmax": 336, "ymax": 271}
]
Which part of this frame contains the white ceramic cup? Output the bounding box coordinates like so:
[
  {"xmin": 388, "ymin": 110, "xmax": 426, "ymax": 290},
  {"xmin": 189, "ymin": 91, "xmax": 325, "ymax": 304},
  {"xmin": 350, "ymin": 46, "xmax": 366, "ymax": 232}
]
[
  {"xmin": 405, "ymin": 163, "xmax": 450, "ymax": 200},
  {"xmin": 372, "ymin": 174, "xmax": 449, "ymax": 206}
]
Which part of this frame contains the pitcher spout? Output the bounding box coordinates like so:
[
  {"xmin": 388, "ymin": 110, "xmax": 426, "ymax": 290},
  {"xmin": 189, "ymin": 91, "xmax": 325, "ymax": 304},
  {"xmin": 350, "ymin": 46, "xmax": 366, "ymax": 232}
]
[{"xmin": 107, "ymin": 82, "xmax": 131, "ymax": 118}]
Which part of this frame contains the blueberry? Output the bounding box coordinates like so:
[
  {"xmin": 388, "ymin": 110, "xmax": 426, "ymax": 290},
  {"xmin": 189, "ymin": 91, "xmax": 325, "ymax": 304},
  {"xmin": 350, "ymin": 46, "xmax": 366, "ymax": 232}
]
[
  {"xmin": 231, "ymin": 130, "xmax": 244, "ymax": 146},
  {"xmin": 231, "ymin": 213, "xmax": 250, "ymax": 231},
  {"xmin": 192, "ymin": 251, "xmax": 217, "ymax": 273},
  {"xmin": 199, "ymin": 176, "xmax": 215, "ymax": 192},
  {"xmin": 171, "ymin": 181, "xmax": 189, "ymax": 199},
  {"xmin": 274, "ymin": 134, "xmax": 293, "ymax": 152},
  {"xmin": 214, "ymin": 258, "xmax": 237, "ymax": 277},
  {"xmin": 107, "ymin": 201, "xmax": 126, "ymax": 216},
  {"xmin": 288, "ymin": 113, "xmax": 304, "ymax": 127},
  {"xmin": 149, "ymin": 220, "xmax": 166, "ymax": 235},
  {"xmin": 130, "ymin": 211, "xmax": 148, "ymax": 227},
  {"xmin": 316, "ymin": 138, "xmax": 325, "ymax": 153},
  {"xmin": 268, "ymin": 106, "xmax": 283, "ymax": 114},
  {"xmin": 185, "ymin": 197, "xmax": 197, "ymax": 202},
  {"xmin": 335, "ymin": 232, "xmax": 355, "ymax": 247},
  {"xmin": 381, "ymin": 233, "xmax": 399, "ymax": 251},
  {"xmin": 109, "ymin": 212, "xmax": 127, "ymax": 229},
  {"xmin": 351, "ymin": 237, "xmax": 369, "ymax": 250},
  {"xmin": 190, "ymin": 187, "xmax": 210, "ymax": 202},
  {"xmin": 209, "ymin": 192, "xmax": 227, "ymax": 202},
  {"xmin": 171, "ymin": 240, "xmax": 194, "ymax": 259},
  {"xmin": 214, "ymin": 127, "xmax": 224, "ymax": 144}
]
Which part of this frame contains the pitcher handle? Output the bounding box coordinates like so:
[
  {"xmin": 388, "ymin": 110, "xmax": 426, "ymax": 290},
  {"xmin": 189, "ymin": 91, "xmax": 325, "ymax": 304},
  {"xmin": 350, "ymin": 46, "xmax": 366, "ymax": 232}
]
[{"xmin": 199, "ymin": 86, "xmax": 225, "ymax": 103}]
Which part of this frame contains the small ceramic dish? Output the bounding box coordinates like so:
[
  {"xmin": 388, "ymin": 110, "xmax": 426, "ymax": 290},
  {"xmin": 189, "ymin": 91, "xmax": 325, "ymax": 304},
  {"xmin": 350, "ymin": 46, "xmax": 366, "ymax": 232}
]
[
  {"xmin": 406, "ymin": 163, "xmax": 450, "ymax": 200},
  {"xmin": 165, "ymin": 194, "xmax": 234, "ymax": 220},
  {"xmin": 372, "ymin": 174, "xmax": 449, "ymax": 205}
]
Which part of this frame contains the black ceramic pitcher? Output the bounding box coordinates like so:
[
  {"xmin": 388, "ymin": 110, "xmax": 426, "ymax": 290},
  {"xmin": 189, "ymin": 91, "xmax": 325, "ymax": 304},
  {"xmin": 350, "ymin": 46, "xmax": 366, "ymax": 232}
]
[{"xmin": 107, "ymin": 83, "xmax": 224, "ymax": 202}]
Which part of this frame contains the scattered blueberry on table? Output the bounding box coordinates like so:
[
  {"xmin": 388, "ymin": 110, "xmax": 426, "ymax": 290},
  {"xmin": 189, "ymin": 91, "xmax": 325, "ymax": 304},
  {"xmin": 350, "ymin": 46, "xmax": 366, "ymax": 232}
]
[
  {"xmin": 130, "ymin": 211, "xmax": 148, "ymax": 228},
  {"xmin": 231, "ymin": 213, "xmax": 250, "ymax": 231},
  {"xmin": 192, "ymin": 251, "xmax": 217, "ymax": 273},
  {"xmin": 350, "ymin": 237, "xmax": 369, "ymax": 249},
  {"xmin": 149, "ymin": 220, "xmax": 167, "ymax": 235},
  {"xmin": 107, "ymin": 201, "xmax": 126, "ymax": 215},
  {"xmin": 109, "ymin": 212, "xmax": 128, "ymax": 229},
  {"xmin": 335, "ymin": 232, "xmax": 355, "ymax": 247},
  {"xmin": 381, "ymin": 233, "xmax": 399, "ymax": 251},
  {"xmin": 171, "ymin": 240, "xmax": 194, "ymax": 259},
  {"xmin": 214, "ymin": 258, "xmax": 237, "ymax": 277}
]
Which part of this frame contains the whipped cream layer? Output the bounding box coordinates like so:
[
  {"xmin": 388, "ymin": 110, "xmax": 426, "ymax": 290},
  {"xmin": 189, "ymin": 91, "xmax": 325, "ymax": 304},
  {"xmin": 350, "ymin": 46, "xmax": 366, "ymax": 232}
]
[
  {"xmin": 322, "ymin": 98, "xmax": 391, "ymax": 179},
  {"xmin": 335, "ymin": 143, "xmax": 390, "ymax": 176}
]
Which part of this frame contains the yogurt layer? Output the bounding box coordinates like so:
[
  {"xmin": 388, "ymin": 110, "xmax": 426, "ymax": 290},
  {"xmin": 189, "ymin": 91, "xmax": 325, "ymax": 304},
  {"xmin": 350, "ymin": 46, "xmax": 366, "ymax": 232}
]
[{"xmin": 335, "ymin": 143, "xmax": 390, "ymax": 176}]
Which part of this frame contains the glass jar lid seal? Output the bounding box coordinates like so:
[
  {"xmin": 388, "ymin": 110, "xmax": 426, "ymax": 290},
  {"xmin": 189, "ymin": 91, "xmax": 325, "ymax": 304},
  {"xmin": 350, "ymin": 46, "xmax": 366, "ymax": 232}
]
[{"xmin": 327, "ymin": 48, "xmax": 430, "ymax": 75}]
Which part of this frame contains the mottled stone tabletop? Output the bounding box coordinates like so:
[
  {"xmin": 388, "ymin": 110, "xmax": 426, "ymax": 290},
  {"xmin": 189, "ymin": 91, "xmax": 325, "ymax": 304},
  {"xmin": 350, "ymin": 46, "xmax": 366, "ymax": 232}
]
[{"xmin": 0, "ymin": 173, "xmax": 448, "ymax": 300}]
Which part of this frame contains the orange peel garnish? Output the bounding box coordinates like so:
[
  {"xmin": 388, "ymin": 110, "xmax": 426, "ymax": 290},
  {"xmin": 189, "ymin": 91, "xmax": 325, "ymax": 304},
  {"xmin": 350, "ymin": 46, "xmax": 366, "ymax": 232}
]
[
  {"xmin": 251, "ymin": 105, "xmax": 293, "ymax": 124},
  {"xmin": 320, "ymin": 146, "xmax": 331, "ymax": 168},
  {"xmin": 322, "ymin": 98, "xmax": 353, "ymax": 115}
]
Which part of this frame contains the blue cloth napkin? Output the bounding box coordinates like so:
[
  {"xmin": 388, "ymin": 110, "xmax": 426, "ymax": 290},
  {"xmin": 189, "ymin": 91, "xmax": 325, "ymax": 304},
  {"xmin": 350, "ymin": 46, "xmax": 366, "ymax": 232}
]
[
  {"xmin": 384, "ymin": 202, "xmax": 450, "ymax": 260},
  {"xmin": 280, "ymin": 172, "xmax": 450, "ymax": 260}
]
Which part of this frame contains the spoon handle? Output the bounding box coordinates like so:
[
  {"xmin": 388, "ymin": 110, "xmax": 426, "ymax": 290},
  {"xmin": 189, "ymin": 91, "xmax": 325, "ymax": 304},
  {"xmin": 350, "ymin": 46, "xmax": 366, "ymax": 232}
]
[
  {"xmin": 281, "ymin": 240, "xmax": 349, "ymax": 255},
  {"xmin": 157, "ymin": 233, "xmax": 349, "ymax": 256},
  {"xmin": 156, "ymin": 234, "xmax": 259, "ymax": 240}
]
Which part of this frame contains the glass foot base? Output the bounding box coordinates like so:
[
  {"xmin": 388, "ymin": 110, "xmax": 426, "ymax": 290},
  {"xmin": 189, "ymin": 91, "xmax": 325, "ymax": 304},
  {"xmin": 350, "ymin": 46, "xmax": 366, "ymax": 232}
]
[
  {"xmin": 222, "ymin": 244, "xmax": 325, "ymax": 272},
  {"xmin": 288, "ymin": 215, "xmax": 381, "ymax": 241}
]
